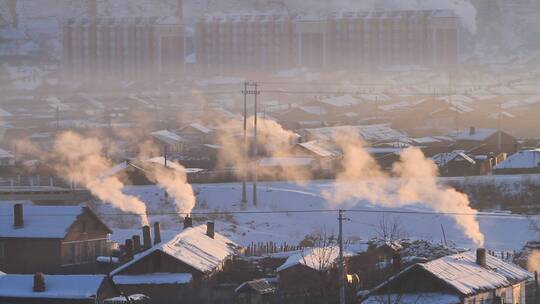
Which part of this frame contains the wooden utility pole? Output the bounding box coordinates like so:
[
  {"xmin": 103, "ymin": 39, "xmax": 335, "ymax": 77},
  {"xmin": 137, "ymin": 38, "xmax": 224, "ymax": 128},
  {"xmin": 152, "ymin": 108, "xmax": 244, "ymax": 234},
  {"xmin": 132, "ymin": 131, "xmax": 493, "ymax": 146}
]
[
  {"xmin": 241, "ymin": 82, "xmax": 248, "ymax": 205},
  {"xmin": 338, "ymin": 209, "xmax": 346, "ymax": 304},
  {"xmin": 241, "ymin": 82, "xmax": 260, "ymax": 206},
  {"xmin": 252, "ymin": 82, "xmax": 259, "ymax": 206}
]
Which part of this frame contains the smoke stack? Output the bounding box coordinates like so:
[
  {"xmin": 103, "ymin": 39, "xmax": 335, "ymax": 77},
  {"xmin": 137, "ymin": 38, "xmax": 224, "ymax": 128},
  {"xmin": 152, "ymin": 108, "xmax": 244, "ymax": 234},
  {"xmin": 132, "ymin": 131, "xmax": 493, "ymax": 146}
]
[
  {"xmin": 142, "ymin": 225, "xmax": 152, "ymax": 249},
  {"xmin": 154, "ymin": 222, "xmax": 162, "ymax": 244},
  {"xmin": 183, "ymin": 215, "xmax": 192, "ymax": 229},
  {"xmin": 206, "ymin": 221, "xmax": 215, "ymax": 239},
  {"xmin": 33, "ymin": 273, "xmax": 45, "ymax": 292},
  {"xmin": 469, "ymin": 126, "xmax": 476, "ymax": 135},
  {"xmin": 476, "ymin": 248, "xmax": 487, "ymax": 268},
  {"xmin": 132, "ymin": 235, "xmax": 141, "ymax": 252},
  {"xmin": 124, "ymin": 239, "xmax": 133, "ymax": 260},
  {"xmin": 13, "ymin": 203, "xmax": 23, "ymax": 228},
  {"xmin": 392, "ymin": 251, "xmax": 402, "ymax": 272}
]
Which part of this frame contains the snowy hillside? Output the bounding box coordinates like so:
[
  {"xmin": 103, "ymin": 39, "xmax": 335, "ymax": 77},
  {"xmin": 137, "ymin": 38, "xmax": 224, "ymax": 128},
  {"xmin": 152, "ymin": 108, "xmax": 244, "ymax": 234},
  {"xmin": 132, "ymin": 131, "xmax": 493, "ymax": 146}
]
[{"xmin": 98, "ymin": 180, "xmax": 539, "ymax": 252}]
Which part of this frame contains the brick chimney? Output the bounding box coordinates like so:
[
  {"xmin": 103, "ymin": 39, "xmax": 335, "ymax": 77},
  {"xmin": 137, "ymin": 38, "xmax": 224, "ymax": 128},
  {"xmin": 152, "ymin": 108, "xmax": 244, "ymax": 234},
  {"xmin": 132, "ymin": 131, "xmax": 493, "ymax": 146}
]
[
  {"xmin": 206, "ymin": 221, "xmax": 215, "ymax": 239},
  {"xmin": 132, "ymin": 235, "xmax": 141, "ymax": 253},
  {"xmin": 183, "ymin": 215, "xmax": 192, "ymax": 229},
  {"xmin": 142, "ymin": 225, "xmax": 152, "ymax": 249},
  {"xmin": 154, "ymin": 222, "xmax": 161, "ymax": 244},
  {"xmin": 33, "ymin": 273, "xmax": 45, "ymax": 292},
  {"xmin": 13, "ymin": 203, "xmax": 23, "ymax": 228},
  {"xmin": 476, "ymin": 248, "xmax": 487, "ymax": 268},
  {"xmin": 124, "ymin": 239, "xmax": 133, "ymax": 260},
  {"xmin": 469, "ymin": 126, "xmax": 476, "ymax": 135}
]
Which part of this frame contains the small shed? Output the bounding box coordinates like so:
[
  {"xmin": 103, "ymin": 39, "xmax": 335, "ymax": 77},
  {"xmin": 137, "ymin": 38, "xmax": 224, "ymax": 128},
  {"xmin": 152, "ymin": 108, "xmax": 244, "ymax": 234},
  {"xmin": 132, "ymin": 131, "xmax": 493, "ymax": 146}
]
[{"xmin": 235, "ymin": 279, "xmax": 276, "ymax": 304}]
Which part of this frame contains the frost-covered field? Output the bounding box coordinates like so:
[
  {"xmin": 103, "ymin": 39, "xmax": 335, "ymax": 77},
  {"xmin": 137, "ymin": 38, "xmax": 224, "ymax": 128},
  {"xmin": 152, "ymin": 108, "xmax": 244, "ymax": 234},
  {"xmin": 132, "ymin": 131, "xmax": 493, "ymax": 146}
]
[{"xmin": 102, "ymin": 179, "xmax": 540, "ymax": 251}]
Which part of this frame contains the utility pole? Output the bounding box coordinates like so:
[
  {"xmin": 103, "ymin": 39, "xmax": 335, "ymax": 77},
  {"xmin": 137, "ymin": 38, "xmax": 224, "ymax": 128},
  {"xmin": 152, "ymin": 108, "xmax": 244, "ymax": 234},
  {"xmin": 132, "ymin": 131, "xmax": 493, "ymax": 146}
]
[
  {"xmin": 338, "ymin": 209, "xmax": 346, "ymax": 304},
  {"xmin": 497, "ymin": 101, "xmax": 502, "ymax": 153},
  {"xmin": 241, "ymin": 82, "xmax": 248, "ymax": 205},
  {"xmin": 252, "ymin": 82, "xmax": 259, "ymax": 206}
]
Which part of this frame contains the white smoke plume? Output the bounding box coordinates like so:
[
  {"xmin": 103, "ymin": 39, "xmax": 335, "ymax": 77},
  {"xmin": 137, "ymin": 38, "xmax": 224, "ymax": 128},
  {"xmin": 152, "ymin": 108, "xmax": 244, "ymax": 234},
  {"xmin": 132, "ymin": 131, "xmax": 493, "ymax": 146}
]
[
  {"xmin": 324, "ymin": 127, "xmax": 485, "ymax": 246},
  {"xmin": 50, "ymin": 131, "xmax": 149, "ymax": 225},
  {"xmin": 140, "ymin": 157, "xmax": 197, "ymax": 216}
]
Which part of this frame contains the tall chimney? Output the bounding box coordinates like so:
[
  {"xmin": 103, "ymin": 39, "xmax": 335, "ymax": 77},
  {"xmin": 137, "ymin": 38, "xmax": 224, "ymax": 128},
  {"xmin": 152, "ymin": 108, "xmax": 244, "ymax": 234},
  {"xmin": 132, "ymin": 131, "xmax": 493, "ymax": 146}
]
[
  {"xmin": 206, "ymin": 221, "xmax": 215, "ymax": 239},
  {"xmin": 124, "ymin": 239, "xmax": 133, "ymax": 260},
  {"xmin": 154, "ymin": 222, "xmax": 162, "ymax": 244},
  {"xmin": 469, "ymin": 126, "xmax": 476, "ymax": 135},
  {"xmin": 132, "ymin": 235, "xmax": 141, "ymax": 253},
  {"xmin": 142, "ymin": 225, "xmax": 152, "ymax": 249},
  {"xmin": 183, "ymin": 215, "xmax": 192, "ymax": 229},
  {"xmin": 476, "ymin": 248, "xmax": 487, "ymax": 268},
  {"xmin": 33, "ymin": 273, "xmax": 45, "ymax": 292},
  {"xmin": 13, "ymin": 203, "xmax": 23, "ymax": 228}
]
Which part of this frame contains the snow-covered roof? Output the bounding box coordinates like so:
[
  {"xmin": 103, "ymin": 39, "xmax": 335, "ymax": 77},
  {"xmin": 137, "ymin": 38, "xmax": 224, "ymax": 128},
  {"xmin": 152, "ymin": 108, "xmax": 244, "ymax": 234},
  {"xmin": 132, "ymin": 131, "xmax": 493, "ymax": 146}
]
[
  {"xmin": 113, "ymin": 273, "xmax": 192, "ymax": 285},
  {"xmin": 494, "ymin": 149, "xmax": 540, "ymax": 170},
  {"xmin": 0, "ymin": 274, "xmax": 106, "ymax": 299},
  {"xmin": 419, "ymin": 251, "xmax": 532, "ymax": 295},
  {"xmin": 186, "ymin": 123, "xmax": 212, "ymax": 134},
  {"xmin": 0, "ymin": 148, "xmax": 13, "ymax": 159},
  {"xmin": 319, "ymin": 95, "xmax": 358, "ymax": 107},
  {"xmin": 151, "ymin": 130, "xmax": 186, "ymax": 145},
  {"xmin": 104, "ymin": 294, "xmax": 149, "ymax": 304},
  {"xmin": 146, "ymin": 157, "xmax": 203, "ymax": 174},
  {"xmin": 277, "ymin": 246, "xmax": 352, "ymax": 272},
  {"xmin": 373, "ymin": 251, "xmax": 532, "ymax": 298},
  {"xmin": 298, "ymin": 140, "xmax": 340, "ymax": 158},
  {"xmin": 0, "ymin": 108, "xmax": 12, "ymax": 117},
  {"xmin": 431, "ymin": 150, "xmax": 475, "ymax": 168},
  {"xmin": 306, "ymin": 124, "xmax": 407, "ymax": 143},
  {"xmin": 259, "ymin": 157, "xmax": 314, "ymax": 167},
  {"xmin": 112, "ymin": 225, "xmax": 240, "ymax": 275},
  {"xmin": 297, "ymin": 105, "xmax": 327, "ymax": 115},
  {"xmin": 363, "ymin": 293, "xmax": 460, "ymax": 304},
  {"xmin": 453, "ymin": 128, "xmax": 498, "ymax": 141},
  {"xmin": 0, "ymin": 204, "xmax": 89, "ymax": 239},
  {"xmin": 235, "ymin": 279, "xmax": 276, "ymax": 294}
]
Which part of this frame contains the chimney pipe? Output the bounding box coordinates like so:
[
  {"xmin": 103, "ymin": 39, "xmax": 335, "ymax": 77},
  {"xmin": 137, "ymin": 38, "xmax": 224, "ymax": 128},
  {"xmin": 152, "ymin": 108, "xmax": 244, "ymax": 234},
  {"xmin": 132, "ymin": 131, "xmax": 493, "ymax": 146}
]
[
  {"xmin": 183, "ymin": 215, "xmax": 192, "ymax": 229},
  {"xmin": 124, "ymin": 239, "xmax": 133, "ymax": 260},
  {"xmin": 33, "ymin": 273, "xmax": 45, "ymax": 292},
  {"xmin": 206, "ymin": 221, "xmax": 215, "ymax": 239},
  {"xmin": 132, "ymin": 235, "xmax": 141, "ymax": 253},
  {"xmin": 469, "ymin": 126, "xmax": 476, "ymax": 135},
  {"xmin": 142, "ymin": 225, "xmax": 152, "ymax": 249},
  {"xmin": 13, "ymin": 203, "xmax": 23, "ymax": 228},
  {"xmin": 154, "ymin": 222, "xmax": 161, "ymax": 244},
  {"xmin": 476, "ymin": 248, "xmax": 487, "ymax": 268},
  {"xmin": 392, "ymin": 251, "xmax": 402, "ymax": 273}
]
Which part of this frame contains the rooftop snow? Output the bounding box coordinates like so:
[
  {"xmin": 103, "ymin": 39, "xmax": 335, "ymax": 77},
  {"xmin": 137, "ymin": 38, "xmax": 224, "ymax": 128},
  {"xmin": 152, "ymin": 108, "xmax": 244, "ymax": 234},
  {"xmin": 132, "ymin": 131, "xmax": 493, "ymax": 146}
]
[
  {"xmin": 151, "ymin": 130, "xmax": 186, "ymax": 145},
  {"xmin": 277, "ymin": 246, "xmax": 352, "ymax": 272},
  {"xmin": 494, "ymin": 149, "xmax": 540, "ymax": 170},
  {"xmin": 0, "ymin": 274, "xmax": 106, "ymax": 299},
  {"xmin": 0, "ymin": 148, "xmax": 13, "ymax": 159},
  {"xmin": 420, "ymin": 251, "xmax": 531, "ymax": 295},
  {"xmin": 306, "ymin": 124, "xmax": 408, "ymax": 143},
  {"xmin": 319, "ymin": 95, "xmax": 358, "ymax": 107},
  {"xmin": 363, "ymin": 293, "xmax": 460, "ymax": 304},
  {"xmin": 113, "ymin": 273, "xmax": 192, "ymax": 285},
  {"xmin": 186, "ymin": 123, "xmax": 212, "ymax": 134},
  {"xmin": 259, "ymin": 157, "xmax": 314, "ymax": 167},
  {"xmin": 298, "ymin": 140, "xmax": 340, "ymax": 158},
  {"xmin": 0, "ymin": 204, "xmax": 85, "ymax": 239},
  {"xmin": 453, "ymin": 128, "xmax": 498, "ymax": 141},
  {"xmin": 431, "ymin": 150, "xmax": 475, "ymax": 168},
  {"xmin": 112, "ymin": 225, "xmax": 240, "ymax": 275},
  {"xmin": 235, "ymin": 279, "xmax": 276, "ymax": 294}
]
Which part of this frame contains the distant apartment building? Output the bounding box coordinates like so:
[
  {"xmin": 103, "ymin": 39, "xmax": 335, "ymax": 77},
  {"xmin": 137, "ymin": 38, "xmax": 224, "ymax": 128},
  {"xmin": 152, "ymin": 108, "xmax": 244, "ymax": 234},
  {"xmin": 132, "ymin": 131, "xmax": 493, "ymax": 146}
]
[
  {"xmin": 63, "ymin": 0, "xmax": 184, "ymax": 82},
  {"xmin": 195, "ymin": 10, "xmax": 460, "ymax": 74}
]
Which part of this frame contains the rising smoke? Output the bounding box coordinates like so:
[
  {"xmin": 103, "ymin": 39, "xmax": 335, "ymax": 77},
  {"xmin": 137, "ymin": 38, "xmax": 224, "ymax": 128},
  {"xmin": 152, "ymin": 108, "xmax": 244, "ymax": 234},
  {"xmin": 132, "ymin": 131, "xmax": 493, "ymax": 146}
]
[
  {"xmin": 50, "ymin": 131, "xmax": 149, "ymax": 225},
  {"xmin": 324, "ymin": 127, "xmax": 485, "ymax": 246}
]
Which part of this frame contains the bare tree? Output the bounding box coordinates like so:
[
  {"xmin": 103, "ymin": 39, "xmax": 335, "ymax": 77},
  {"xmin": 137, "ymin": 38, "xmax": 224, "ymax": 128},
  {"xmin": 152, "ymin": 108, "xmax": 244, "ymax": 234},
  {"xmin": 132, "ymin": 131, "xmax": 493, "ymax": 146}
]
[{"xmin": 375, "ymin": 215, "xmax": 408, "ymax": 242}]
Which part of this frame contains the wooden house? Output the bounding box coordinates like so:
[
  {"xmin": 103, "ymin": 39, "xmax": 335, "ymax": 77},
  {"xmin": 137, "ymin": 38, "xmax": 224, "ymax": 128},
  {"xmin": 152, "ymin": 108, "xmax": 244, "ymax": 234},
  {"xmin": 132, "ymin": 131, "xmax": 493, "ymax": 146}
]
[
  {"xmin": 151, "ymin": 130, "xmax": 186, "ymax": 155},
  {"xmin": 431, "ymin": 150, "xmax": 477, "ymax": 177},
  {"xmin": 0, "ymin": 204, "xmax": 112, "ymax": 274},
  {"xmin": 361, "ymin": 249, "xmax": 532, "ymax": 304},
  {"xmin": 110, "ymin": 220, "xmax": 241, "ymax": 304},
  {"xmin": 493, "ymin": 149, "xmax": 540, "ymax": 175},
  {"xmin": 0, "ymin": 273, "xmax": 117, "ymax": 304},
  {"xmin": 453, "ymin": 127, "xmax": 518, "ymax": 155}
]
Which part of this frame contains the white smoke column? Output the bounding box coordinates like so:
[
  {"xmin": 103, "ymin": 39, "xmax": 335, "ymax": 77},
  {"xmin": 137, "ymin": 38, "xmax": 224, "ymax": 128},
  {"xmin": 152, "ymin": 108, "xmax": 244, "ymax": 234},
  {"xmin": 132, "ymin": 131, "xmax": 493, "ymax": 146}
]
[
  {"xmin": 324, "ymin": 128, "xmax": 485, "ymax": 246},
  {"xmin": 142, "ymin": 158, "xmax": 197, "ymax": 216},
  {"xmin": 51, "ymin": 131, "xmax": 149, "ymax": 225},
  {"xmin": 393, "ymin": 148, "xmax": 484, "ymax": 246}
]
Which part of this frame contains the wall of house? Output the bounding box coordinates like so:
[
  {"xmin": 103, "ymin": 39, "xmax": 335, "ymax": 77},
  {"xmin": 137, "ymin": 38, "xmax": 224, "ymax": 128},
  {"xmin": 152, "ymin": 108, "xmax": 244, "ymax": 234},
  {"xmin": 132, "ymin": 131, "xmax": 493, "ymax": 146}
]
[
  {"xmin": 0, "ymin": 238, "xmax": 62, "ymax": 273},
  {"xmin": 115, "ymin": 283, "xmax": 193, "ymax": 304}
]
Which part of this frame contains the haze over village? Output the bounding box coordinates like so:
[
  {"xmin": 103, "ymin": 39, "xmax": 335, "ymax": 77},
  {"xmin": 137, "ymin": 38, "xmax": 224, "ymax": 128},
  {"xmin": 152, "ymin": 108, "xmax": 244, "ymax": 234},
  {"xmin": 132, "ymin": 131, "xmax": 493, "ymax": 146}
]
[{"xmin": 0, "ymin": 1, "xmax": 540, "ymax": 303}]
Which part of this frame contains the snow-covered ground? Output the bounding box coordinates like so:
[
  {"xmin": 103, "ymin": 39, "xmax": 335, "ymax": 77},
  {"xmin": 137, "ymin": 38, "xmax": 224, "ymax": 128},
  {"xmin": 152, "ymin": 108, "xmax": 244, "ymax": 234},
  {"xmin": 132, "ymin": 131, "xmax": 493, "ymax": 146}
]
[{"xmin": 104, "ymin": 180, "xmax": 539, "ymax": 252}]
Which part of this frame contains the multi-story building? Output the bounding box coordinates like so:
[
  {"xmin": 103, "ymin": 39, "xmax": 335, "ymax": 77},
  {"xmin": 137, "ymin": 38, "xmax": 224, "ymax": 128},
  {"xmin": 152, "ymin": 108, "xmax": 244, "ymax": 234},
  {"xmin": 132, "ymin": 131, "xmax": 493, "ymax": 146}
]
[
  {"xmin": 195, "ymin": 10, "xmax": 461, "ymax": 74},
  {"xmin": 63, "ymin": 16, "xmax": 184, "ymax": 82}
]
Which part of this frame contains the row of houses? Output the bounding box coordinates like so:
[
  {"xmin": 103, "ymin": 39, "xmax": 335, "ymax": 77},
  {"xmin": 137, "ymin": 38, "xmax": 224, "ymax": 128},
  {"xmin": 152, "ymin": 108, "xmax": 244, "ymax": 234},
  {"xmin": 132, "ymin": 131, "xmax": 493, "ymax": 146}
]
[{"xmin": 1, "ymin": 202, "xmax": 537, "ymax": 303}]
